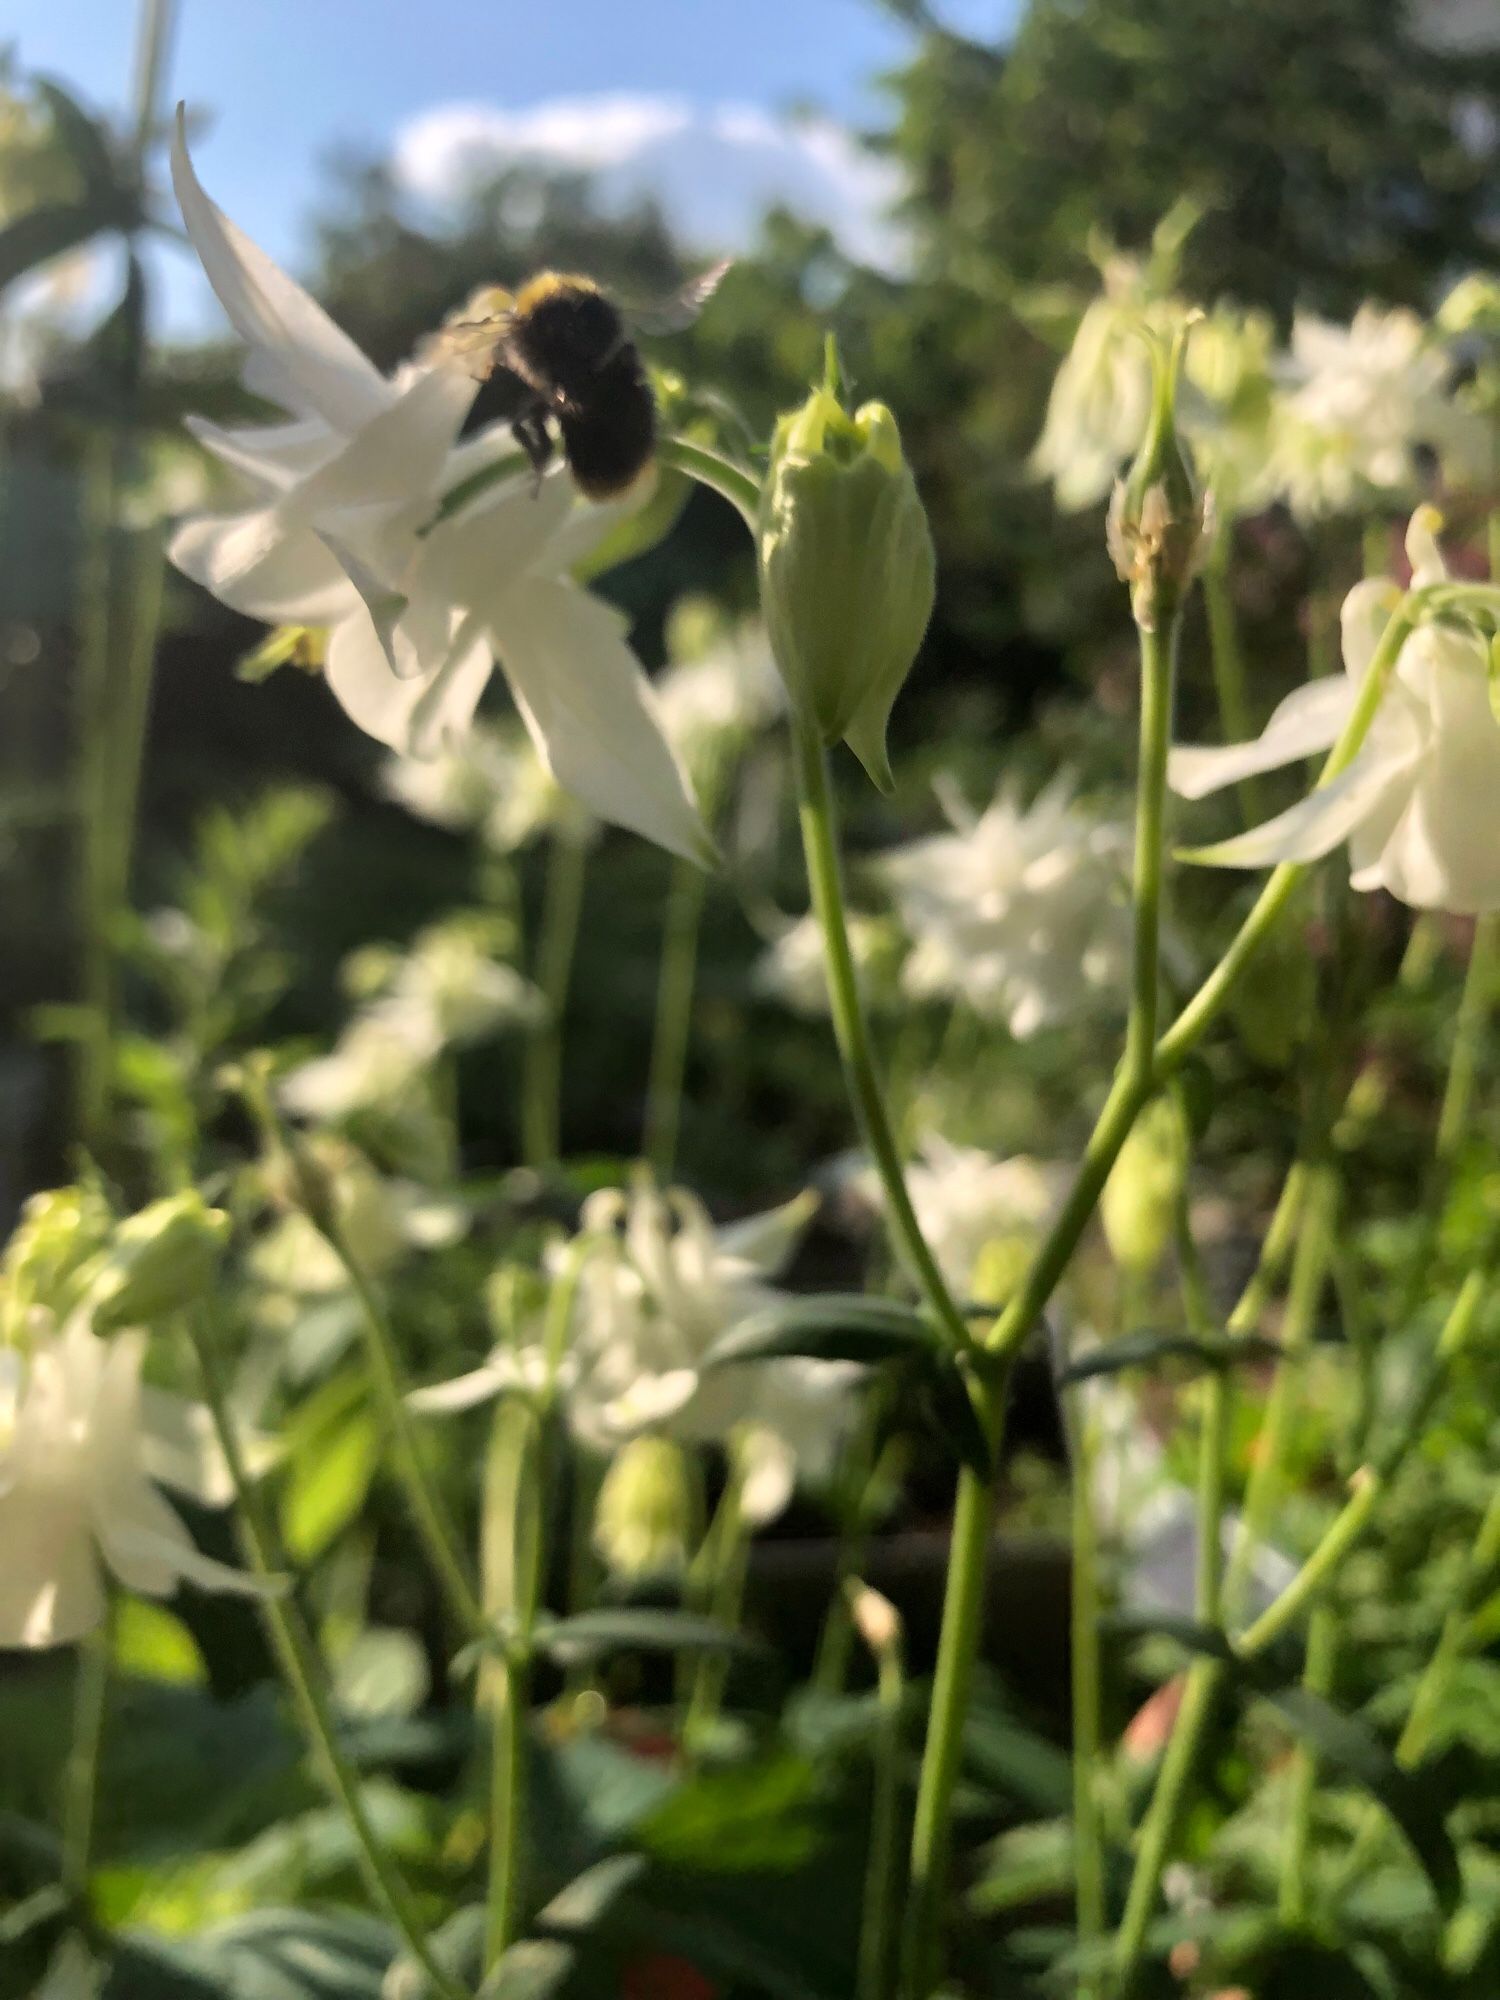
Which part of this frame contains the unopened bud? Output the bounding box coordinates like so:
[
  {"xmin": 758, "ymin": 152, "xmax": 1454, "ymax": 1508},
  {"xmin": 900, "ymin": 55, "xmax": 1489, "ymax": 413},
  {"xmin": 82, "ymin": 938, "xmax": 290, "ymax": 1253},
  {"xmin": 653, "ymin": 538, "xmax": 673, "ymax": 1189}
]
[
  {"xmin": 1106, "ymin": 320, "xmax": 1212, "ymax": 628},
  {"xmin": 89, "ymin": 1191, "xmax": 230, "ymax": 1330},
  {"xmin": 1101, "ymin": 1093, "xmax": 1188, "ymax": 1277},
  {"xmin": 1, "ymin": 1184, "xmax": 114, "ymax": 1322},
  {"xmin": 593, "ymin": 1436, "xmax": 700, "ymax": 1582},
  {"xmin": 849, "ymin": 1582, "xmax": 902, "ymax": 1661},
  {"xmin": 757, "ymin": 357, "xmax": 935, "ymax": 790}
]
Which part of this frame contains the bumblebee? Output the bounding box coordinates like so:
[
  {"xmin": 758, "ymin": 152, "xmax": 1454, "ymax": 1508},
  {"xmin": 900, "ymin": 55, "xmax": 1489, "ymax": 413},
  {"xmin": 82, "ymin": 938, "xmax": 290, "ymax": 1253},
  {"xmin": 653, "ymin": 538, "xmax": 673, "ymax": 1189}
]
[{"xmin": 429, "ymin": 262, "xmax": 731, "ymax": 500}]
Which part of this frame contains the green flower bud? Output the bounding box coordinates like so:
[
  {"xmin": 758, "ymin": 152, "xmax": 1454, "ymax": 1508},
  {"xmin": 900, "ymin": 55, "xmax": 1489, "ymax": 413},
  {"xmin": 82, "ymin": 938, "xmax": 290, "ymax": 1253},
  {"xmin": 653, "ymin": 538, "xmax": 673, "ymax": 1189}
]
[
  {"xmin": 1, "ymin": 1183, "xmax": 115, "ymax": 1325},
  {"xmin": 757, "ymin": 375, "xmax": 935, "ymax": 790},
  {"xmin": 89, "ymin": 1191, "xmax": 230, "ymax": 1331},
  {"xmin": 594, "ymin": 1436, "xmax": 701, "ymax": 1583},
  {"xmin": 1106, "ymin": 319, "xmax": 1213, "ymax": 629},
  {"xmin": 1101, "ymin": 1093, "xmax": 1188, "ymax": 1277}
]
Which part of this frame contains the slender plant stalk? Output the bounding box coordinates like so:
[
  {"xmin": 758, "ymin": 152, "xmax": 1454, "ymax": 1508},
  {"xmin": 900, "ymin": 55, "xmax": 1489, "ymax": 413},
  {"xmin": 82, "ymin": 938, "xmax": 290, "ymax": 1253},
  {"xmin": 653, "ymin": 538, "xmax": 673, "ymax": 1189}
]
[
  {"xmin": 684, "ymin": 1464, "xmax": 750, "ymax": 1746},
  {"xmin": 857, "ymin": 1600, "xmax": 907, "ymax": 2000},
  {"xmin": 74, "ymin": 440, "xmax": 118, "ymax": 1146},
  {"xmin": 1279, "ymin": 1607, "xmax": 1338, "ymax": 1923},
  {"xmin": 242, "ymin": 1070, "xmax": 481, "ymax": 1634},
  {"xmin": 1436, "ymin": 913, "xmax": 1499, "ymax": 1161},
  {"xmin": 482, "ymin": 1396, "xmax": 544, "ymax": 1969},
  {"xmin": 61, "ymin": 1605, "xmax": 113, "ymax": 1913},
  {"xmin": 1068, "ymin": 1395, "xmax": 1106, "ymax": 1997},
  {"xmin": 644, "ymin": 853, "xmax": 709, "ymax": 1177},
  {"xmin": 183, "ymin": 1310, "xmax": 467, "ymax": 2000},
  {"xmin": 903, "ymin": 606, "xmax": 1181, "ymax": 1997},
  {"xmin": 791, "ymin": 723, "xmax": 974, "ymax": 1356},
  {"xmin": 521, "ymin": 832, "xmax": 588, "ymax": 1169}
]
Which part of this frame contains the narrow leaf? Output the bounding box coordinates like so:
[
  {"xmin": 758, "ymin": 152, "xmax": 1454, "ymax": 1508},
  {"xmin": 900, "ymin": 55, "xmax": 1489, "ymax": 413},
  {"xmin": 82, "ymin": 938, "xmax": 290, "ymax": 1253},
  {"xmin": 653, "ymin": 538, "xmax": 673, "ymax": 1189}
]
[
  {"xmin": 532, "ymin": 1607, "xmax": 761, "ymax": 1666},
  {"xmin": 1059, "ymin": 1330, "xmax": 1280, "ymax": 1385},
  {"xmin": 702, "ymin": 1294, "xmax": 939, "ymax": 1370}
]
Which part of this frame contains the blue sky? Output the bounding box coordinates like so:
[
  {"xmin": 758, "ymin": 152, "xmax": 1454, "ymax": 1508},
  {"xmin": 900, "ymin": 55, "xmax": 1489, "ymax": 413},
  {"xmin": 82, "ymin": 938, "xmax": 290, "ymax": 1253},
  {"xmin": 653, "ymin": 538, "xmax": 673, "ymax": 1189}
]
[{"xmin": 8, "ymin": 0, "xmax": 1014, "ymax": 332}]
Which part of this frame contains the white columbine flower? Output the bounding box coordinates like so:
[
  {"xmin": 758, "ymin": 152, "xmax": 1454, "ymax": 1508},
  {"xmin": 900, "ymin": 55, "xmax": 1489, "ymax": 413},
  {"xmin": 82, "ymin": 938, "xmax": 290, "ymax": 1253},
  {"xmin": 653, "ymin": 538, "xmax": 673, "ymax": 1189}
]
[
  {"xmin": 752, "ymin": 910, "xmax": 891, "ymax": 1017},
  {"xmin": 0, "ymin": 1318, "xmax": 262, "ymax": 1649},
  {"xmin": 280, "ymin": 917, "xmax": 540, "ymax": 1122},
  {"xmin": 655, "ymin": 621, "xmax": 784, "ymax": 779},
  {"xmin": 410, "ymin": 1181, "xmax": 853, "ymax": 1526},
  {"xmin": 881, "ymin": 776, "xmax": 1133, "ymax": 1037},
  {"xmin": 167, "ymin": 112, "xmax": 708, "ymax": 865},
  {"xmin": 1169, "ymin": 508, "xmax": 1500, "ymax": 913},
  {"xmin": 1031, "ymin": 256, "xmax": 1163, "ymax": 512},
  {"xmin": 1259, "ymin": 306, "xmax": 1457, "ymax": 521}
]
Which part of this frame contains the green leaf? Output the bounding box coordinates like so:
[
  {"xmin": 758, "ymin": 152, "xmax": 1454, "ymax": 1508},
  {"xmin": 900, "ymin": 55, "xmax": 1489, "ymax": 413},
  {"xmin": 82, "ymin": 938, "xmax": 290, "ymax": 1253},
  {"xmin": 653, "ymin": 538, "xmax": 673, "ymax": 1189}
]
[
  {"xmin": 701, "ymin": 1293, "xmax": 940, "ymax": 1369},
  {"xmin": 183, "ymin": 1909, "xmax": 394, "ymax": 1999},
  {"xmin": 531, "ymin": 1607, "xmax": 761, "ymax": 1667},
  {"xmin": 1058, "ymin": 1329, "xmax": 1280, "ymax": 1385},
  {"xmin": 280, "ymin": 1407, "xmax": 380, "ymax": 1561},
  {"xmin": 1112, "ymin": 1614, "xmax": 1462, "ymax": 1912},
  {"xmin": 635, "ymin": 1752, "xmax": 823, "ymax": 1872},
  {"xmin": 33, "ymin": 79, "xmax": 122, "ymax": 201},
  {"xmin": 112, "ymin": 1598, "xmax": 207, "ymax": 1687},
  {"xmin": 0, "ymin": 200, "xmax": 120, "ymax": 297}
]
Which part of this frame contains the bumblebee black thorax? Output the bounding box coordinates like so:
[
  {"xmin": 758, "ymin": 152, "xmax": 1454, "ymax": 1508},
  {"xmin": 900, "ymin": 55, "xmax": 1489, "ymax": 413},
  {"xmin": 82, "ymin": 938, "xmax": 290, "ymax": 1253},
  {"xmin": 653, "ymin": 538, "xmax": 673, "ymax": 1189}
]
[{"xmin": 506, "ymin": 281, "xmax": 628, "ymax": 406}]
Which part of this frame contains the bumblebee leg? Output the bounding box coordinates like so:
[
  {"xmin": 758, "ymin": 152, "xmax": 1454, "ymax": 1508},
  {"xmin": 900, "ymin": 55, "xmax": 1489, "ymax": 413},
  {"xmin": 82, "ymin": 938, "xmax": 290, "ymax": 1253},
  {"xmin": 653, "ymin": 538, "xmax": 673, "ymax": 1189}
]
[{"xmin": 511, "ymin": 401, "xmax": 555, "ymax": 496}]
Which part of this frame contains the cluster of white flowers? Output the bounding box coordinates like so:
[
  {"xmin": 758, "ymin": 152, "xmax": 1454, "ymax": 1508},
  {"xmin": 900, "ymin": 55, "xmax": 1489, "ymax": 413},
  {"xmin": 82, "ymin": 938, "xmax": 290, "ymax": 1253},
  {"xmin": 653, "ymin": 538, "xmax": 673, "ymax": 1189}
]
[
  {"xmin": 1171, "ymin": 508, "xmax": 1500, "ymax": 913},
  {"xmin": 0, "ymin": 1193, "xmax": 263, "ymax": 1650},
  {"xmin": 1036, "ymin": 248, "xmax": 1471, "ymax": 525},
  {"xmin": 413, "ymin": 1179, "xmax": 856, "ymax": 1526},
  {"xmin": 280, "ymin": 915, "xmax": 540, "ymax": 1123},
  {"xmin": 167, "ymin": 112, "xmax": 708, "ymax": 866},
  {"xmin": 654, "ymin": 616, "xmax": 785, "ymax": 781},
  {"xmin": 879, "ymin": 776, "xmax": 1133, "ymax": 1038}
]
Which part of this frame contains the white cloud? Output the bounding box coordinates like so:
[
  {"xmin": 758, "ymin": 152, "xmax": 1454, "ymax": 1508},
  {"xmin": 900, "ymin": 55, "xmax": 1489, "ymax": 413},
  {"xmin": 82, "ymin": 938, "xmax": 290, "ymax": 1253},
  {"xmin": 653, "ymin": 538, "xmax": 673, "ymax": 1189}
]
[{"xmin": 391, "ymin": 92, "xmax": 907, "ymax": 272}]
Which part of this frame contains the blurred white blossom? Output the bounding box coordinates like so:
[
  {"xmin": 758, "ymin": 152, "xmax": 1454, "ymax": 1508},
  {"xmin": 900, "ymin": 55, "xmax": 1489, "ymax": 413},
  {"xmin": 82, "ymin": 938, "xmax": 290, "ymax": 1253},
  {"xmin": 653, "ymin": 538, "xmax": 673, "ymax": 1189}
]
[
  {"xmin": 1030, "ymin": 256, "xmax": 1163, "ymax": 512},
  {"xmin": 383, "ymin": 719, "xmax": 590, "ymax": 853},
  {"xmin": 880, "ymin": 776, "xmax": 1132, "ymax": 1037},
  {"xmin": 0, "ymin": 1316, "xmax": 263, "ymax": 1648},
  {"xmin": 655, "ymin": 616, "xmax": 784, "ymax": 781},
  {"xmin": 280, "ymin": 917, "xmax": 540, "ymax": 1123},
  {"xmin": 1259, "ymin": 306, "xmax": 1456, "ymax": 520},
  {"xmin": 752, "ymin": 910, "xmax": 894, "ymax": 1016},
  {"xmin": 167, "ymin": 112, "xmax": 708, "ymax": 864},
  {"xmin": 1171, "ymin": 508, "xmax": 1500, "ymax": 912}
]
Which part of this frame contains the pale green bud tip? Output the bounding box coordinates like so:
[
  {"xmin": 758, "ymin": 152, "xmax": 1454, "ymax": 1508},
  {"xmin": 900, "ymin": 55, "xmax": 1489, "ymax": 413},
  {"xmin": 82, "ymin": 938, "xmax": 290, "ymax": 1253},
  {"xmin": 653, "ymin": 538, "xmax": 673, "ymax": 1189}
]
[
  {"xmin": 758, "ymin": 375, "xmax": 935, "ymax": 790},
  {"xmin": 90, "ymin": 1192, "xmax": 230, "ymax": 1331},
  {"xmin": 1101, "ymin": 1093, "xmax": 1188, "ymax": 1277},
  {"xmin": 1106, "ymin": 316, "xmax": 1213, "ymax": 628},
  {"xmin": 594, "ymin": 1436, "xmax": 700, "ymax": 1582}
]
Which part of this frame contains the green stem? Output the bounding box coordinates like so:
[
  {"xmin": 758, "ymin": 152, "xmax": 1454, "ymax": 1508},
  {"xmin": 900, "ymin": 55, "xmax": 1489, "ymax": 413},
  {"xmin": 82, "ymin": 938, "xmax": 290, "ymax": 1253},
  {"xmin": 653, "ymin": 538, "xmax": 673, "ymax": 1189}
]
[
  {"xmin": 900, "ymin": 1461, "xmax": 997, "ymax": 1999},
  {"xmin": 684, "ymin": 1465, "xmax": 749, "ymax": 1747},
  {"xmin": 643, "ymin": 853, "xmax": 709, "ymax": 1178},
  {"xmin": 858, "ymin": 1614, "xmax": 907, "ymax": 2000},
  {"xmin": 1124, "ymin": 618, "xmax": 1178, "ymax": 1081},
  {"xmin": 1437, "ymin": 914, "xmax": 1499, "ymax": 1162},
  {"xmin": 791, "ymin": 723, "xmax": 973, "ymax": 1356},
  {"xmin": 521, "ymin": 833, "xmax": 588, "ymax": 1170},
  {"xmin": 1068, "ymin": 1400, "xmax": 1106, "ymax": 1997},
  {"xmin": 1279, "ymin": 1607, "xmax": 1338, "ymax": 1923},
  {"xmin": 183, "ymin": 1311, "xmax": 467, "ymax": 2000},
  {"xmin": 482, "ymin": 1396, "xmax": 544, "ymax": 1969},
  {"xmin": 61, "ymin": 1606, "xmax": 112, "ymax": 1914},
  {"xmin": 656, "ymin": 435, "xmax": 761, "ymax": 527}
]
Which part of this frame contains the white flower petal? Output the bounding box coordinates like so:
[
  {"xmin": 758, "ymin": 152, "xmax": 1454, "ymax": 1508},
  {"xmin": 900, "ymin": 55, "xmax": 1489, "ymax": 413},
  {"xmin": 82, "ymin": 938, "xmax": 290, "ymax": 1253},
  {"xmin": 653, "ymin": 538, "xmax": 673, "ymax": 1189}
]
[
  {"xmin": 1370, "ymin": 637, "xmax": 1500, "ymax": 911},
  {"xmin": 735, "ymin": 1425, "xmax": 796, "ymax": 1527},
  {"xmin": 0, "ymin": 1488, "xmax": 102, "ymax": 1648},
  {"xmin": 184, "ymin": 410, "xmax": 339, "ymax": 493},
  {"xmin": 489, "ymin": 578, "xmax": 712, "ymax": 865},
  {"xmin": 168, "ymin": 506, "xmax": 352, "ymax": 623},
  {"xmin": 171, "ymin": 107, "xmax": 389, "ymax": 433},
  {"xmin": 290, "ymin": 362, "xmax": 475, "ymax": 520},
  {"xmin": 1167, "ymin": 677, "xmax": 1354, "ymax": 801},
  {"xmin": 325, "ymin": 607, "xmax": 493, "ymax": 755},
  {"xmin": 714, "ymin": 1190, "xmax": 819, "ymax": 1279},
  {"xmin": 138, "ymin": 1388, "xmax": 237, "ymax": 1507},
  {"xmin": 406, "ymin": 1363, "xmax": 514, "ymax": 1415},
  {"xmin": 1180, "ymin": 737, "xmax": 1420, "ymax": 871}
]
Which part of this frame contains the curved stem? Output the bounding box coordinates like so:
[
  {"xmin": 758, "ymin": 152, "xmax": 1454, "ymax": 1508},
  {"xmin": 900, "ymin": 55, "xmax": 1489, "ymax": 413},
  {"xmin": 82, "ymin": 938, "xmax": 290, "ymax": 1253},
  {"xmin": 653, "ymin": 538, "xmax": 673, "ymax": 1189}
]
[
  {"xmin": 183, "ymin": 1310, "xmax": 468, "ymax": 2000},
  {"xmin": 656, "ymin": 435, "xmax": 761, "ymax": 527},
  {"xmin": 521, "ymin": 832, "xmax": 588, "ymax": 1170},
  {"xmin": 644, "ymin": 854, "xmax": 708, "ymax": 1178},
  {"xmin": 791, "ymin": 723, "xmax": 974, "ymax": 1356}
]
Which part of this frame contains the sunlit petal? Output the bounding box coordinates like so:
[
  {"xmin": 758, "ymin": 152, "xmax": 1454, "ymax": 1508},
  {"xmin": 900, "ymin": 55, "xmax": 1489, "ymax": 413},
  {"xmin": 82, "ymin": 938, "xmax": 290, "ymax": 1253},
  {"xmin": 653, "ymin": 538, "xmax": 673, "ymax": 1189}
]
[
  {"xmin": 1167, "ymin": 677, "xmax": 1354, "ymax": 800},
  {"xmin": 1178, "ymin": 737, "xmax": 1419, "ymax": 871}
]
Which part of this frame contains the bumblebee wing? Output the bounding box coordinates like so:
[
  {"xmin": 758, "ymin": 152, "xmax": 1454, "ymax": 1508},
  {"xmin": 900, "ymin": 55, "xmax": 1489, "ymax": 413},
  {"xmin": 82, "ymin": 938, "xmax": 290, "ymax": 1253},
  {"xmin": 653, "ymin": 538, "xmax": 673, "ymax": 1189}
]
[{"xmin": 625, "ymin": 258, "xmax": 734, "ymax": 337}]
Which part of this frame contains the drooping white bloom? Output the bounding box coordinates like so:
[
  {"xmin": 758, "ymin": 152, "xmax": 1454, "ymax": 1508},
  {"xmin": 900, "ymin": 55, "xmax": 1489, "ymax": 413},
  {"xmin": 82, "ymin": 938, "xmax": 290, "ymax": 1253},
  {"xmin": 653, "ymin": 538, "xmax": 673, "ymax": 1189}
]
[
  {"xmin": 382, "ymin": 718, "xmax": 589, "ymax": 854},
  {"xmin": 280, "ymin": 917, "xmax": 540, "ymax": 1122},
  {"xmin": 0, "ymin": 1318, "xmax": 262, "ymax": 1649},
  {"xmin": 880, "ymin": 776, "xmax": 1133, "ymax": 1037},
  {"xmin": 411, "ymin": 1181, "xmax": 853, "ymax": 1526},
  {"xmin": 902, "ymin": 1138, "xmax": 1059, "ymax": 1304},
  {"xmin": 1259, "ymin": 306, "xmax": 1457, "ymax": 521},
  {"xmin": 167, "ymin": 112, "xmax": 709, "ymax": 865},
  {"xmin": 752, "ymin": 910, "xmax": 893, "ymax": 1017},
  {"xmin": 1031, "ymin": 257, "xmax": 1163, "ymax": 512},
  {"xmin": 1169, "ymin": 509, "xmax": 1500, "ymax": 913}
]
